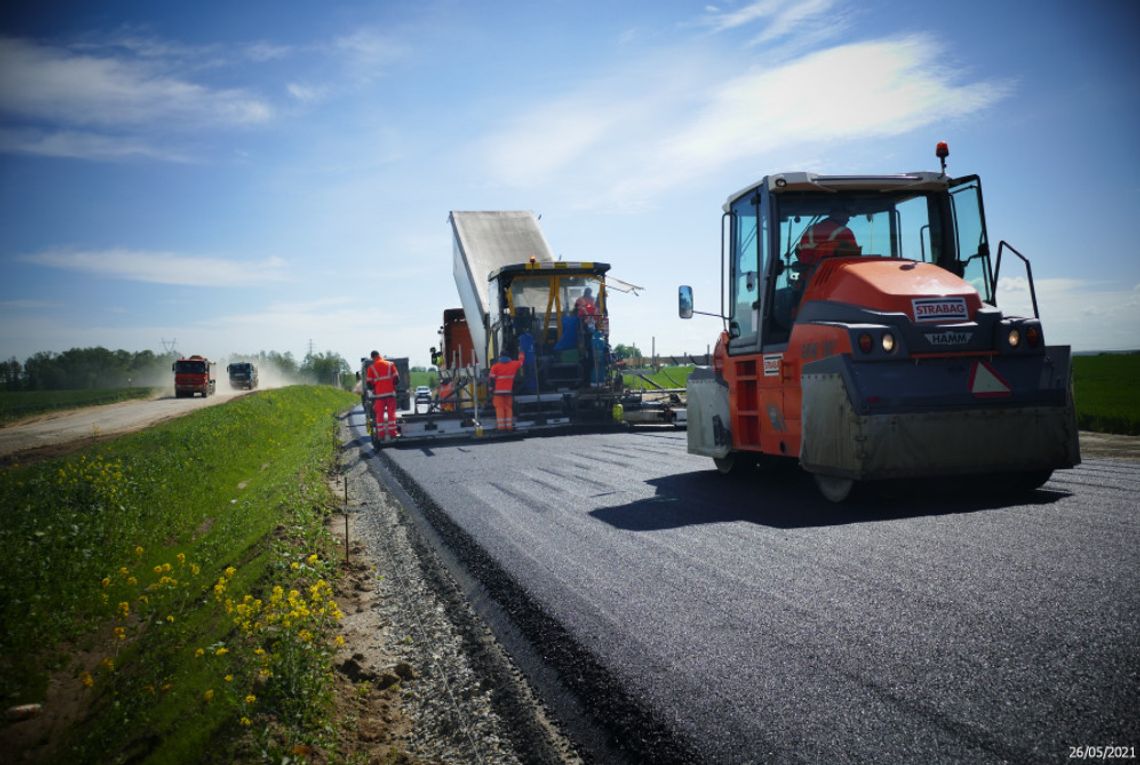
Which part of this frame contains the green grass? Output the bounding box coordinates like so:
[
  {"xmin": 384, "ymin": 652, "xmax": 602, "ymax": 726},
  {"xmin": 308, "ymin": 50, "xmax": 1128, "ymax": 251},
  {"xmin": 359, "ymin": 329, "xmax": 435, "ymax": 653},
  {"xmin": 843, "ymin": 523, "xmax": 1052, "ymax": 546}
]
[
  {"xmin": 0, "ymin": 385, "xmax": 357, "ymax": 763},
  {"xmin": 0, "ymin": 387, "xmax": 158, "ymax": 425},
  {"xmin": 407, "ymin": 369, "xmax": 438, "ymax": 389},
  {"xmin": 623, "ymin": 365, "xmax": 694, "ymax": 390},
  {"xmin": 1072, "ymin": 353, "xmax": 1140, "ymax": 435}
]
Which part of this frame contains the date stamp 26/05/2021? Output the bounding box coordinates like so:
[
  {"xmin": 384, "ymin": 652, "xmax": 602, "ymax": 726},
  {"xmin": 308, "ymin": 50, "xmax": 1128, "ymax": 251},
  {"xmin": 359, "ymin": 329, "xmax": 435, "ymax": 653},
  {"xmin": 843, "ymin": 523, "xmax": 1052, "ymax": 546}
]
[{"xmin": 1069, "ymin": 746, "xmax": 1136, "ymax": 760}]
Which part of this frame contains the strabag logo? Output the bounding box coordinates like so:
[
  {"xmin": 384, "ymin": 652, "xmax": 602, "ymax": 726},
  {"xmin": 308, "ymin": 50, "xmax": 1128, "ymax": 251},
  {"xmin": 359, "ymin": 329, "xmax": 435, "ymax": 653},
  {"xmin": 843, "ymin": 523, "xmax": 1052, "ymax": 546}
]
[
  {"xmin": 763, "ymin": 354, "xmax": 782, "ymax": 377},
  {"xmin": 924, "ymin": 331, "xmax": 974, "ymax": 346},
  {"xmin": 912, "ymin": 297, "xmax": 969, "ymax": 323}
]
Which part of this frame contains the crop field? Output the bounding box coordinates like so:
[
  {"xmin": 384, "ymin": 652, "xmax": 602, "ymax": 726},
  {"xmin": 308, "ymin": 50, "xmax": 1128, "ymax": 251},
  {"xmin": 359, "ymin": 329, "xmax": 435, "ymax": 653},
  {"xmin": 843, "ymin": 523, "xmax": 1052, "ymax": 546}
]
[
  {"xmin": 0, "ymin": 385, "xmax": 357, "ymax": 762},
  {"xmin": 1072, "ymin": 353, "xmax": 1140, "ymax": 435},
  {"xmin": 0, "ymin": 387, "xmax": 158, "ymax": 425}
]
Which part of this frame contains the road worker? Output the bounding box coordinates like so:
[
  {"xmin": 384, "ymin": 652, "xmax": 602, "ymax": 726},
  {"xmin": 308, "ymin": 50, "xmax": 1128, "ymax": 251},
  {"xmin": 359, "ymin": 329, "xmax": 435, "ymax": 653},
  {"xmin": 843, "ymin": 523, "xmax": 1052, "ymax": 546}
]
[
  {"xmin": 574, "ymin": 287, "xmax": 597, "ymax": 321},
  {"xmin": 797, "ymin": 206, "xmax": 860, "ymax": 266},
  {"xmin": 365, "ymin": 350, "xmax": 400, "ymax": 440},
  {"xmin": 488, "ymin": 350, "xmax": 526, "ymax": 431}
]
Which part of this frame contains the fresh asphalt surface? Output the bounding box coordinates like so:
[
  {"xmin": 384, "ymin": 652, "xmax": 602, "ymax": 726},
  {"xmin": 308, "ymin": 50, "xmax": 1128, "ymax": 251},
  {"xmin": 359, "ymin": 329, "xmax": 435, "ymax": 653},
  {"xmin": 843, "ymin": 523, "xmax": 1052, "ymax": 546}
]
[{"xmin": 352, "ymin": 411, "xmax": 1139, "ymax": 764}]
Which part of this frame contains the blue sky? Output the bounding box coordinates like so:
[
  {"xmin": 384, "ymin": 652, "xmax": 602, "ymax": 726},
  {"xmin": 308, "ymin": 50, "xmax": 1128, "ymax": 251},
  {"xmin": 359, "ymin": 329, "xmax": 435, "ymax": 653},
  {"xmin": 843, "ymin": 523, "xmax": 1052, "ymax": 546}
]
[{"xmin": 2, "ymin": 0, "xmax": 1138, "ymax": 368}]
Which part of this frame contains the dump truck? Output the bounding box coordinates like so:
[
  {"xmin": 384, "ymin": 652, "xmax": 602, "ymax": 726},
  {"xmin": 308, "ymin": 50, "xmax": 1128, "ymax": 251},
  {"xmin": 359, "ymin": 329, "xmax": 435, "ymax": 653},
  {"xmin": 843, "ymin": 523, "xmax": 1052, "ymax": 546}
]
[
  {"xmin": 363, "ymin": 211, "xmax": 646, "ymax": 446},
  {"xmin": 680, "ymin": 143, "xmax": 1080, "ymax": 501},
  {"xmin": 173, "ymin": 355, "xmax": 215, "ymax": 398},
  {"xmin": 226, "ymin": 361, "xmax": 258, "ymax": 390}
]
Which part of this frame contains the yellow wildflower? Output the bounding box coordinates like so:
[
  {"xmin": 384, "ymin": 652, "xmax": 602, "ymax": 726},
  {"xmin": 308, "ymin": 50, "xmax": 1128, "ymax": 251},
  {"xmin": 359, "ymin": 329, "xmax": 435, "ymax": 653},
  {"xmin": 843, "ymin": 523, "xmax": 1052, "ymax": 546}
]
[
  {"xmin": 114, "ymin": 627, "xmax": 126, "ymax": 640},
  {"xmin": 195, "ymin": 648, "xmax": 205, "ymax": 658},
  {"xmin": 127, "ymin": 576, "xmax": 137, "ymax": 586},
  {"xmin": 306, "ymin": 554, "xmax": 318, "ymax": 565},
  {"xmin": 81, "ymin": 672, "xmax": 94, "ymax": 688},
  {"xmin": 290, "ymin": 561, "xmax": 300, "ymax": 570},
  {"xmin": 190, "ymin": 563, "xmax": 200, "ymax": 576},
  {"xmin": 215, "ymin": 647, "xmax": 229, "ymax": 656},
  {"xmin": 240, "ymin": 716, "xmax": 252, "ymax": 726},
  {"xmin": 253, "ymin": 647, "xmax": 265, "ymax": 656},
  {"xmin": 204, "ymin": 689, "xmax": 214, "ymax": 702},
  {"xmin": 244, "ymin": 694, "xmax": 256, "ymax": 705},
  {"xmin": 101, "ymin": 658, "xmax": 114, "ymax": 671},
  {"xmin": 224, "ymin": 674, "xmax": 233, "ymax": 683},
  {"xmin": 161, "ymin": 563, "xmax": 172, "ymax": 573},
  {"xmin": 176, "ymin": 552, "xmax": 186, "ymax": 565},
  {"xmin": 334, "ymin": 635, "xmax": 346, "ymax": 647},
  {"xmin": 166, "ymin": 615, "xmax": 174, "ymax": 623},
  {"xmin": 118, "ymin": 567, "xmax": 129, "ymax": 576},
  {"xmin": 118, "ymin": 601, "xmax": 130, "ymax": 618},
  {"xmin": 224, "ymin": 566, "xmax": 237, "ymax": 578},
  {"xmin": 101, "ymin": 577, "xmax": 111, "ymax": 588},
  {"xmin": 135, "ymin": 546, "xmax": 144, "ymax": 557},
  {"xmin": 153, "ymin": 565, "xmax": 163, "ymax": 575}
]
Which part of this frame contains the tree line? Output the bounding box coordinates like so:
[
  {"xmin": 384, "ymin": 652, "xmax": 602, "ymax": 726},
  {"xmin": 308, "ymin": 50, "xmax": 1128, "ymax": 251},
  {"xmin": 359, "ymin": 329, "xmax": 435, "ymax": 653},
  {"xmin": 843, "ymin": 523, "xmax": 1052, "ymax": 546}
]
[{"xmin": 1, "ymin": 347, "xmax": 355, "ymax": 391}]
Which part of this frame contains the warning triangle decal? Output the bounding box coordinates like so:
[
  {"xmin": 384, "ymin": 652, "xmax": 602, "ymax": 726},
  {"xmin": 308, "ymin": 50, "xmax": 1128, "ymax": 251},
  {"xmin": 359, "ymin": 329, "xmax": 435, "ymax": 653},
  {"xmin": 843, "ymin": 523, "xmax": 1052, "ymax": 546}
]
[{"xmin": 970, "ymin": 361, "xmax": 1011, "ymax": 398}]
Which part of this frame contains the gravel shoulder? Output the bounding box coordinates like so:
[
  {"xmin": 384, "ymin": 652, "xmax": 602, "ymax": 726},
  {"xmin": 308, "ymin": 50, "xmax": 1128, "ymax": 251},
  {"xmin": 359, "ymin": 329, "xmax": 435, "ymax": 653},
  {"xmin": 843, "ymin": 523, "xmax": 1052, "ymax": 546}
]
[{"xmin": 332, "ymin": 419, "xmax": 582, "ymax": 764}]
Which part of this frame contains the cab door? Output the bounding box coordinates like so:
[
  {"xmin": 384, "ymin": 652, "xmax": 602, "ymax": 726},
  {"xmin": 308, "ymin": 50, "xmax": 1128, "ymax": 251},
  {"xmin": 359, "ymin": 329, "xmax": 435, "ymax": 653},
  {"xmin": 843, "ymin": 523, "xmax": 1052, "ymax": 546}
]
[
  {"xmin": 948, "ymin": 175, "xmax": 995, "ymax": 304},
  {"xmin": 724, "ymin": 189, "xmax": 768, "ymax": 450}
]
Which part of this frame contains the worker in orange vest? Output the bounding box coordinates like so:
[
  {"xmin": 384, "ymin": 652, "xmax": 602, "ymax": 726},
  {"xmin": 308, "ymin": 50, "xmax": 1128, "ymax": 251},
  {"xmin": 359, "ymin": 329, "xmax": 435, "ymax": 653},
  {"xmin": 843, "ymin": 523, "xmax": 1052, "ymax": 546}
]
[
  {"xmin": 798, "ymin": 207, "xmax": 860, "ymax": 266},
  {"xmin": 365, "ymin": 350, "xmax": 400, "ymax": 440},
  {"xmin": 438, "ymin": 378, "xmax": 455, "ymax": 412},
  {"xmin": 488, "ymin": 351, "xmax": 525, "ymax": 431}
]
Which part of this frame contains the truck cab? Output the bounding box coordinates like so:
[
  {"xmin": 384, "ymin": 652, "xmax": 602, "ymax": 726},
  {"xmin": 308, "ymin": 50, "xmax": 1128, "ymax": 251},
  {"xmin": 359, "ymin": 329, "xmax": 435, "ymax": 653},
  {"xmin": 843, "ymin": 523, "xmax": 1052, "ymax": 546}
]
[
  {"xmin": 226, "ymin": 361, "xmax": 258, "ymax": 390},
  {"xmin": 173, "ymin": 356, "xmax": 215, "ymax": 398},
  {"xmin": 681, "ymin": 151, "xmax": 1079, "ymax": 501}
]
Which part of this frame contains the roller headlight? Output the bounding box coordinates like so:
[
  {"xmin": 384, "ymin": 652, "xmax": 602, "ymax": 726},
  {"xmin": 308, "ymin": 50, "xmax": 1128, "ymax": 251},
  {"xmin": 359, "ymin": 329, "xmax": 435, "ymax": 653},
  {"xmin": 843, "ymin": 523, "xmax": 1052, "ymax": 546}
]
[
  {"xmin": 1008, "ymin": 328, "xmax": 1021, "ymax": 348},
  {"xmin": 881, "ymin": 333, "xmax": 896, "ymax": 353}
]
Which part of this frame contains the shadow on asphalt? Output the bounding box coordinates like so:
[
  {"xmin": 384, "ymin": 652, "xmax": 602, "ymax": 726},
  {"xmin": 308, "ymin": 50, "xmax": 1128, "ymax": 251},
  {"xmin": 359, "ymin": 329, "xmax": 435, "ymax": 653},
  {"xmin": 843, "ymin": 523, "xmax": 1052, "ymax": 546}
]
[{"xmin": 589, "ymin": 468, "xmax": 1071, "ymax": 530}]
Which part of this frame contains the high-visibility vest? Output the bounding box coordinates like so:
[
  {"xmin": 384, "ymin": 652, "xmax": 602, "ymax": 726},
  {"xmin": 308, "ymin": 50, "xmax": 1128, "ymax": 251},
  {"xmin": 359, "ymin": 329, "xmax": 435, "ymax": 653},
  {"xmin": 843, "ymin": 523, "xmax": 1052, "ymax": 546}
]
[
  {"xmin": 489, "ymin": 355, "xmax": 525, "ymax": 395},
  {"xmin": 799, "ymin": 218, "xmax": 858, "ymax": 265},
  {"xmin": 367, "ymin": 358, "xmax": 398, "ymax": 397}
]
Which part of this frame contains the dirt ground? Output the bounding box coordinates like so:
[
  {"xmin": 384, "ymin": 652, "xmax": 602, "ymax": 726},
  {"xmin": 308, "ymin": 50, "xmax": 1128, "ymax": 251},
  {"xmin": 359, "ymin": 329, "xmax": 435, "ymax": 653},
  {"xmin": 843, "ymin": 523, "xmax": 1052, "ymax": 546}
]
[{"xmin": 0, "ymin": 389, "xmax": 255, "ymax": 465}]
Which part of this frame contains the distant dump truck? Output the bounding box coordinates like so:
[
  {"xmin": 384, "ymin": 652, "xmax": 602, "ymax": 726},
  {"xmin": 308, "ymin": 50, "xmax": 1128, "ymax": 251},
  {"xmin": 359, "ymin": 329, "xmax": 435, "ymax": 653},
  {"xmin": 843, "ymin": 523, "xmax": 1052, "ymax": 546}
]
[
  {"xmin": 226, "ymin": 362, "xmax": 258, "ymax": 390},
  {"xmin": 173, "ymin": 355, "xmax": 216, "ymax": 398}
]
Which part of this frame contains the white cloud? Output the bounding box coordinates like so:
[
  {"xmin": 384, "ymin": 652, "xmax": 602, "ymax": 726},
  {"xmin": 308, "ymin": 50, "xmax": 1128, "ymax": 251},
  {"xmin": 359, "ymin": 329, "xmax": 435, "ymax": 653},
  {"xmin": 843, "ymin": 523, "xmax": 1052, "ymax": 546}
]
[
  {"xmin": 286, "ymin": 82, "xmax": 327, "ymax": 104},
  {"xmin": 331, "ymin": 29, "xmax": 404, "ymax": 84},
  {"xmin": 997, "ymin": 277, "xmax": 1140, "ymax": 350},
  {"xmin": 246, "ymin": 41, "xmax": 292, "ymax": 62},
  {"xmin": 701, "ymin": 0, "xmax": 784, "ymax": 32},
  {"xmin": 19, "ymin": 249, "xmax": 289, "ymax": 287},
  {"xmin": 480, "ymin": 35, "xmax": 1009, "ymax": 208},
  {"xmin": 0, "ymin": 36, "xmax": 273, "ymax": 129},
  {"xmin": 0, "ymin": 127, "xmax": 191, "ymax": 162}
]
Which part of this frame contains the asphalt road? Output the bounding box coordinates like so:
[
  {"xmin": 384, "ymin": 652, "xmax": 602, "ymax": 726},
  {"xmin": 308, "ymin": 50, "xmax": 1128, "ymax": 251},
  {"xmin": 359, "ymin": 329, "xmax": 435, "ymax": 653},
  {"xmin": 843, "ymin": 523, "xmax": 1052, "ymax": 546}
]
[{"xmin": 357, "ymin": 416, "xmax": 1139, "ymax": 764}]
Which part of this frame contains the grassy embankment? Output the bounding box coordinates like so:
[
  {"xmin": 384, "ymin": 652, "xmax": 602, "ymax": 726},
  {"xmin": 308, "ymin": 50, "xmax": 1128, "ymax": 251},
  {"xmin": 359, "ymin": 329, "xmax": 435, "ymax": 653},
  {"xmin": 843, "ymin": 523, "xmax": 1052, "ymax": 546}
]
[
  {"xmin": 622, "ymin": 355, "xmax": 1140, "ymax": 435},
  {"xmin": 0, "ymin": 385, "xmax": 358, "ymax": 763},
  {"xmin": 0, "ymin": 388, "xmax": 159, "ymax": 426}
]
